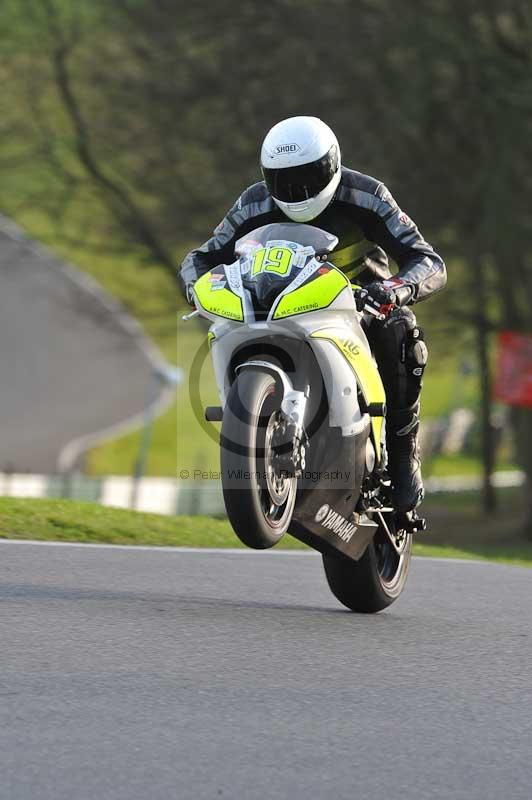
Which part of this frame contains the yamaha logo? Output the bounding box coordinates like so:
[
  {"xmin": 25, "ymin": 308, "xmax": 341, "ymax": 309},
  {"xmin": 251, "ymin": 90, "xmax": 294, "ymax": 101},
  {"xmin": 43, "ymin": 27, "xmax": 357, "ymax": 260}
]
[
  {"xmin": 275, "ymin": 143, "xmax": 300, "ymax": 154},
  {"xmin": 314, "ymin": 504, "xmax": 358, "ymax": 543},
  {"xmin": 315, "ymin": 504, "xmax": 330, "ymax": 523}
]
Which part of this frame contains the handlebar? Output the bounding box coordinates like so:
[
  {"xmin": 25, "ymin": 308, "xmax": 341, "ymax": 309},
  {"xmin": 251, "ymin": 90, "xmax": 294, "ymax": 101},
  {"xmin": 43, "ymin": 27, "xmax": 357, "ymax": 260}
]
[
  {"xmin": 352, "ymin": 288, "xmax": 387, "ymax": 321},
  {"xmin": 182, "ymin": 308, "xmax": 199, "ymax": 322}
]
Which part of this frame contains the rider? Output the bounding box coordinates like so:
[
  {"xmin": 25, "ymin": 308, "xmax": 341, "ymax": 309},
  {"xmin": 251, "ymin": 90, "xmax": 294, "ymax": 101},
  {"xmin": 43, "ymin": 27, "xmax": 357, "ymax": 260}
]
[{"xmin": 180, "ymin": 116, "xmax": 446, "ymax": 514}]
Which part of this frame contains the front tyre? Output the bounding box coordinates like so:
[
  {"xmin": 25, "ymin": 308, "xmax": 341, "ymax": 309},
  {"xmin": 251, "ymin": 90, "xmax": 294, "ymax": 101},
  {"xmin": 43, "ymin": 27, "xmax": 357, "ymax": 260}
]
[
  {"xmin": 322, "ymin": 523, "xmax": 412, "ymax": 613},
  {"xmin": 221, "ymin": 369, "xmax": 297, "ymax": 549}
]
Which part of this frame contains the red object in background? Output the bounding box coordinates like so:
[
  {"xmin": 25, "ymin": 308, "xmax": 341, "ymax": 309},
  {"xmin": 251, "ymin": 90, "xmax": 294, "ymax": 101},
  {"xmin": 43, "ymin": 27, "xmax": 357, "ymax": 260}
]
[{"xmin": 494, "ymin": 331, "xmax": 532, "ymax": 407}]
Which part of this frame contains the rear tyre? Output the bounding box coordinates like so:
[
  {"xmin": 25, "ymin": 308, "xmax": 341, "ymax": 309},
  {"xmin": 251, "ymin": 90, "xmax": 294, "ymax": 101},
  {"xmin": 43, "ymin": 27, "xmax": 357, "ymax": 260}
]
[
  {"xmin": 221, "ymin": 369, "xmax": 297, "ymax": 549},
  {"xmin": 322, "ymin": 522, "xmax": 412, "ymax": 613}
]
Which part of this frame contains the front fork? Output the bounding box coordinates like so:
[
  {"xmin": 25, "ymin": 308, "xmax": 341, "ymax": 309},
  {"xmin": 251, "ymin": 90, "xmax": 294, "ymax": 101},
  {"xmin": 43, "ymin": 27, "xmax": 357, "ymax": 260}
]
[{"xmin": 235, "ymin": 361, "xmax": 310, "ymax": 476}]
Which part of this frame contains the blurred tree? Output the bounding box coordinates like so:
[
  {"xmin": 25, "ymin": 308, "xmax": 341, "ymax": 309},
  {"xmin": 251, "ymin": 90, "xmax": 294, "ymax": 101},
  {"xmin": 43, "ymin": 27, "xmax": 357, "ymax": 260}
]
[
  {"xmin": 395, "ymin": 0, "xmax": 532, "ymax": 532},
  {"xmin": 2, "ymin": 0, "xmax": 531, "ymax": 533}
]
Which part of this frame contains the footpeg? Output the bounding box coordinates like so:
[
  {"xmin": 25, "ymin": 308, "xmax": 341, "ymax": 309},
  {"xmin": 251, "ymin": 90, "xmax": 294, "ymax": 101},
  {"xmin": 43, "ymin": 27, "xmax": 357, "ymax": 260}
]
[
  {"xmin": 205, "ymin": 406, "xmax": 223, "ymax": 421},
  {"xmin": 395, "ymin": 510, "xmax": 427, "ymax": 534}
]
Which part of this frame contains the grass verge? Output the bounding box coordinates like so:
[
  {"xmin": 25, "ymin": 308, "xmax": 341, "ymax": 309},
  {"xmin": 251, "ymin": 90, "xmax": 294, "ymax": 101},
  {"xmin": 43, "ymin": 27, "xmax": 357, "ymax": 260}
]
[
  {"xmin": 0, "ymin": 498, "xmax": 301, "ymax": 549},
  {"xmin": 0, "ymin": 492, "xmax": 530, "ymax": 566}
]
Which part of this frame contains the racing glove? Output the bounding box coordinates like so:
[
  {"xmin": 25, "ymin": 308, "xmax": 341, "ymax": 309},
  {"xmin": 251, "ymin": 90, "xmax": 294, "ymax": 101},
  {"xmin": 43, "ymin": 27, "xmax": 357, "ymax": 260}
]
[
  {"xmin": 180, "ymin": 280, "xmax": 196, "ymax": 307},
  {"xmin": 361, "ymin": 280, "xmax": 414, "ymax": 316}
]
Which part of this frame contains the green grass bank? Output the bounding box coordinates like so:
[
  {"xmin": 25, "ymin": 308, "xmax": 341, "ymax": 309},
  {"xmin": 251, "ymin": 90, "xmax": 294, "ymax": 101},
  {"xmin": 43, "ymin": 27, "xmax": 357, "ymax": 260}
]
[{"xmin": 1, "ymin": 490, "xmax": 530, "ymax": 566}]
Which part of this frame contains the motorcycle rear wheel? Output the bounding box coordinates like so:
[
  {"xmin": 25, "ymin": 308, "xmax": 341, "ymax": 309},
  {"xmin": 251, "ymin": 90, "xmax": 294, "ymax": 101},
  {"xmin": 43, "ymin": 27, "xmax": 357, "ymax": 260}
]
[
  {"xmin": 221, "ymin": 369, "xmax": 297, "ymax": 549},
  {"xmin": 322, "ymin": 522, "xmax": 412, "ymax": 613}
]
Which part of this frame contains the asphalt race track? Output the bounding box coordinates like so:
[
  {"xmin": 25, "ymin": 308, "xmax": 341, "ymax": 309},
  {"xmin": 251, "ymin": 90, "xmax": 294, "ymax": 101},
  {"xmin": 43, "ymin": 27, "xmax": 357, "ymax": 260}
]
[
  {"xmin": 1, "ymin": 541, "xmax": 531, "ymax": 800},
  {"xmin": 0, "ymin": 223, "xmax": 166, "ymax": 472}
]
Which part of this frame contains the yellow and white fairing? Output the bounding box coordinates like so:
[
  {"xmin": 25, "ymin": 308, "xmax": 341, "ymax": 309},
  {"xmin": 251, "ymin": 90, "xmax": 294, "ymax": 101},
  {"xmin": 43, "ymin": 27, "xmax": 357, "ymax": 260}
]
[
  {"xmin": 310, "ymin": 328, "xmax": 386, "ymax": 460},
  {"xmin": 192, "ymin": 225, "xmax": 387, "ymax": 462},
  {"xmin": 269, "ymin": 261, "xmax": 350, "ymax": 320},
  {"xmin": 193, "ymin": 260, "xmax": 249, "ymax": 322}
]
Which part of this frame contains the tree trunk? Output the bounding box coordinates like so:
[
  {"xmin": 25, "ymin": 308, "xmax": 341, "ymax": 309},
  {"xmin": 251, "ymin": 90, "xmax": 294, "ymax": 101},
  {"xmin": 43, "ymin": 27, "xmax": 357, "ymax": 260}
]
[
  {"xmin": 495, "ymin": 252, "xmax": 532, "ymax": 540},
  {"xmin": 511, "ymin": 406, "xmax": 532, "ymax": 540},
  {"xmin": 476, "ymin": 306, "xmax": 497, "ymax": 515},
  {"xmin": 472, "ymin": 258, "xmax": 497, "ymax": 515}
]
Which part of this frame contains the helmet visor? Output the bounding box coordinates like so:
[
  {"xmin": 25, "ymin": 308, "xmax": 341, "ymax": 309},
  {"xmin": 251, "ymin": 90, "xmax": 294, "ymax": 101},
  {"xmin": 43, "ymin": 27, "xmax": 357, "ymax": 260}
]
[{"xmin": 262, "ymin": 144, "xmax": 339, "ymax": 203}]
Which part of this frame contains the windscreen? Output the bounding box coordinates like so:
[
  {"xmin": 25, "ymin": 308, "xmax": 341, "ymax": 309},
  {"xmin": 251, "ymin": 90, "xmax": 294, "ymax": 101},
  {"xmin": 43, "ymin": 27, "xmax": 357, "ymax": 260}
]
[
  {"xmin": 235, "ymin": 223, "xmax": 338, "ymax": 258},
  {"xmin": 235, "ymin": 224, "xmax": 339, "ymax": 311}
]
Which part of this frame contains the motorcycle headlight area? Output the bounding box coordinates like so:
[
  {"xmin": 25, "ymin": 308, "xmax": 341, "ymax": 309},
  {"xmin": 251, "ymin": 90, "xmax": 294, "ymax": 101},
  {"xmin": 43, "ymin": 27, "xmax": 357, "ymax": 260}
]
[{"xmin": 240, "ymin": 241, "xmax": 315, "ymax": 310}]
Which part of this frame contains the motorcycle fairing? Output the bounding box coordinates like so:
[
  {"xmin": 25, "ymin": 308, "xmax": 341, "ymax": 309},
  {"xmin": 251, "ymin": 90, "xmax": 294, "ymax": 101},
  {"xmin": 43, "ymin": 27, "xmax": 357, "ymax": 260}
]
[
  {"xmin": 193, "ymin": 264, "xmax": 246, "ymax": 322},
  {"xmin": 207, "ymin": 321, "xmax": 380, "ymax": 561},
  {"xmin": 289, "ymin": 420, "xmax": 378, "ymax": 561},
  {"xmin": 270, "ymin": 267, "xmax": 350, "ymax": 320},
  {"xmin": 310, "ymin": 330, "xmax": 386, "ymax": 460},
  {"xmin": 198, "ymin": 228, "xmax": 388, "ymax": 562}
]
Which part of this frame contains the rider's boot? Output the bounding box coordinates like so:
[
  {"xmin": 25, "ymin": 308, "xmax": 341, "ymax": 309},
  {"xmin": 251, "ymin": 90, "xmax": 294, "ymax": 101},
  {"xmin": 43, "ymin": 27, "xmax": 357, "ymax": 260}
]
[{"xmin": 386, "ymin": 403, "xmax": 424, "ymax": 513}]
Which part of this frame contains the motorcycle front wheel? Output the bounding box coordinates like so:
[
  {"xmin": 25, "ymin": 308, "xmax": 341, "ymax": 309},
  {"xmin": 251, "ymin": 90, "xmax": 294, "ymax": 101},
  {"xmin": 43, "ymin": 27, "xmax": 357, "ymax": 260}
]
[
  {"xmin": 221, "ymin": 369, "xmax": 297, "ymax": 549},
  {"xmin": 322, "ymin": 521, "xmax": 412, "ymax": 613}
]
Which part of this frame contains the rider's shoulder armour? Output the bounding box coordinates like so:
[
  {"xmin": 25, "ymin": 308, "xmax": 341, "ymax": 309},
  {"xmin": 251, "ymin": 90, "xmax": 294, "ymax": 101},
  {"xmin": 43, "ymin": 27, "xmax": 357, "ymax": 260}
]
[{"xmin": 336, "ymin": 168, "xmax": 397, "ymax": 218}]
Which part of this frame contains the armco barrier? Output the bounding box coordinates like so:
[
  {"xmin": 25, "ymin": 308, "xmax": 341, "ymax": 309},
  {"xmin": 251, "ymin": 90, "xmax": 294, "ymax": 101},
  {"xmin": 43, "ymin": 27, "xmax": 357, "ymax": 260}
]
[
  {"xmin": 0, "ymin": 474, "xmax": 225, "ymax": 516},
  {"xmin": 0, "ymin": 472, "xmax": 524, "ymax": 517}
]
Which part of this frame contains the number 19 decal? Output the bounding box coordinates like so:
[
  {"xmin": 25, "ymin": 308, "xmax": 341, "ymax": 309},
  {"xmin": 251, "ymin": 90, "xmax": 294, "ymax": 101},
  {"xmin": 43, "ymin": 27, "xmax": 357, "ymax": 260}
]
[{"xmin": 251, "ymin": 245, "xmax": 294, "ymax": 277}]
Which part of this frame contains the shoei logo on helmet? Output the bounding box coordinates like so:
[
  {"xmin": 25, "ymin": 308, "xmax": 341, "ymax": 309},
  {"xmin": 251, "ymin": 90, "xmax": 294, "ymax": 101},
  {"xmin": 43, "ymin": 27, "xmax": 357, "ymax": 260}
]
[{"xmin": 275, "ymin": 143, "xmax": 301, "ymax": 154}]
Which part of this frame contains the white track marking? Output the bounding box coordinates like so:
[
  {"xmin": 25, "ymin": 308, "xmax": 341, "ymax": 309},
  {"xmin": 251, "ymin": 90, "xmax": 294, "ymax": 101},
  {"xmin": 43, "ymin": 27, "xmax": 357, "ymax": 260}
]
[
  {"xmin": 0, "ymin": 539, "xmax": 314, "ymax": 555},
  {"xmin": 0, "ymin": 538, "xmax": 525, "ymax": 568}
]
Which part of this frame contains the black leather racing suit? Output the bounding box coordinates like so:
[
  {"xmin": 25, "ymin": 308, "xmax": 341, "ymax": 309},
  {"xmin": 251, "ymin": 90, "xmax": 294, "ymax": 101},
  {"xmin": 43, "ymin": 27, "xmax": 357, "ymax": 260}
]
[{"xmin": 180, "ymin": 167, "xmax": 447, "ymax": 509}]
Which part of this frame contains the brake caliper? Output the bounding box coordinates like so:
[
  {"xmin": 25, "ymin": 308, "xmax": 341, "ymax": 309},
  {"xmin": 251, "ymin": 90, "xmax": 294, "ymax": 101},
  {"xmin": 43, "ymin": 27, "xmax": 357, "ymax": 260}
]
[{"xmin": 272, "ymin": 421, "xmax": 307, "ymax": 477}]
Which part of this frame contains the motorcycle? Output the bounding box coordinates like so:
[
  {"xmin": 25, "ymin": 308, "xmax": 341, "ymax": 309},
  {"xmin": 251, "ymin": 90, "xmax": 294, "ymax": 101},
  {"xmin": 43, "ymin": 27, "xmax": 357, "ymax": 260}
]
[{"xmin": 184, "ymin": 222, "xmax": 425, "ymax": 612}]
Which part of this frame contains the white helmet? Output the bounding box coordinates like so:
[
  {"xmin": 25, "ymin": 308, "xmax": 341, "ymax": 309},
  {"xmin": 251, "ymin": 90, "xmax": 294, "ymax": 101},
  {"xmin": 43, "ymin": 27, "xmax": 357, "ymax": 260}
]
[{"xmin": 260, "ymin": 116, "xmax": 341, "ymax": 222}]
